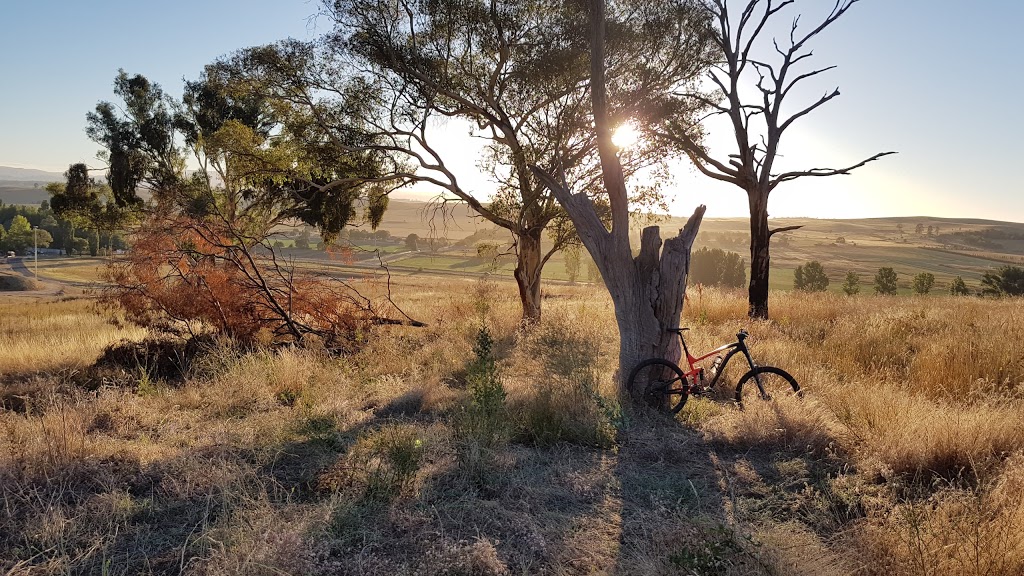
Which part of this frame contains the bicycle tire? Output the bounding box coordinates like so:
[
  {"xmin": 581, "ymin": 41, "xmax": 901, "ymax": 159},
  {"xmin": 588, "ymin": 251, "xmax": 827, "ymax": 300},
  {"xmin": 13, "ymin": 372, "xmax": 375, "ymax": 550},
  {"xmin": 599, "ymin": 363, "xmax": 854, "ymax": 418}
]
[
  {"xmin": 734, "ymin": 366, "xmax": 801, "ymax": 404},
  {"xmin": 627, "ymin": 358, "xmax": 689, "ymax": 413}
]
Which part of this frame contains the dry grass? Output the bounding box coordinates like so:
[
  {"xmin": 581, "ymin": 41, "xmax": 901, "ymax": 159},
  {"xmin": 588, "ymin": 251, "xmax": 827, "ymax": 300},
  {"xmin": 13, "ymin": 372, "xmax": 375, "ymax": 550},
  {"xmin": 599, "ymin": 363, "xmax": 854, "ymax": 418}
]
[
  {"xmin": 0, "ymin": 298, "xmax": 147, "ymax": 376},
  {"xmin": 3, "ymin": 280, "xmax": 1024, "ymax": 575}
]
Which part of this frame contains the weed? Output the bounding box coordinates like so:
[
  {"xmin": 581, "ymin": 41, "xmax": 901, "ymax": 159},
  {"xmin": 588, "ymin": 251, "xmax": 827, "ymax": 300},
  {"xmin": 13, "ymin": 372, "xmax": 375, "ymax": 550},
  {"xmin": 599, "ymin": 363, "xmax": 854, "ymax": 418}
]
[
  {"xmin": 361, "ymin": 425, "xmax": 425, "ymax": 502},
  {"xmin": 668, "ymin": 524, "xmax": 756, "ymax": 575},
  {"xmin": 455, "ymin": 326, "xmax": 508, "ymax": 486}
]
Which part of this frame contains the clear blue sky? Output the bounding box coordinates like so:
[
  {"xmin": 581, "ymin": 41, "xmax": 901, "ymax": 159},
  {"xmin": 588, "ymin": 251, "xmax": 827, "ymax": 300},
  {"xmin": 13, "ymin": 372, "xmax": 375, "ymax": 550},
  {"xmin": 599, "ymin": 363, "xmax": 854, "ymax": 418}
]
[{"xmin": 1, "ymin": 1, "xmax": 1022, "ymax": 221}]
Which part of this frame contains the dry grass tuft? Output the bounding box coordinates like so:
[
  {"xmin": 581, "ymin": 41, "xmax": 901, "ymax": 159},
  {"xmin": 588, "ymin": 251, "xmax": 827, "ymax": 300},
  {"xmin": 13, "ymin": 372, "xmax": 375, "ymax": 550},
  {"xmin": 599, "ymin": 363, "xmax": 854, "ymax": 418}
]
[
  {"xmin": 854, "ymin": 456, "xmax": 1024, "ymax": 575},
  {"xmin": 0, "ymin": 298, "xmax": 147, "ymax": 376},
  {"xmin": 702, "ymin": 394, "xmax": 836, "ymax": 456}
]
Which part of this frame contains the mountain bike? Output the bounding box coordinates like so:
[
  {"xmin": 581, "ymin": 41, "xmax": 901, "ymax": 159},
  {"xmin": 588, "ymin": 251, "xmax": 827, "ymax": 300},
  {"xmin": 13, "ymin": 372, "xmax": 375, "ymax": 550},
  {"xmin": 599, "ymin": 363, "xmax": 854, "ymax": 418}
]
[{"xmin": 627, "ymin": 328, "xmax": 800, "ymax": 413}]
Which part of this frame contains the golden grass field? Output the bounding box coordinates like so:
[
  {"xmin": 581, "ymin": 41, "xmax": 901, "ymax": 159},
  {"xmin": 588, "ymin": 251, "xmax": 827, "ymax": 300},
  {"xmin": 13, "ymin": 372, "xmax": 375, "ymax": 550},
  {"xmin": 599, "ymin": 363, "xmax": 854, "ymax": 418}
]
[{"xmin": 2, "ymin": 276, "xmax": 1024, "ymax": 575}]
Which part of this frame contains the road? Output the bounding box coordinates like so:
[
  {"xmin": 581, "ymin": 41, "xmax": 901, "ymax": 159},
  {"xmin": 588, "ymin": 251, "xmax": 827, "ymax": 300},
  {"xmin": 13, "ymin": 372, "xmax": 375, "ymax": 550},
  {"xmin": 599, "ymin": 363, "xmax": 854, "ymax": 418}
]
[{"xmin": 0, "ymin": 257, "xmax": 68, "ymax": 297}]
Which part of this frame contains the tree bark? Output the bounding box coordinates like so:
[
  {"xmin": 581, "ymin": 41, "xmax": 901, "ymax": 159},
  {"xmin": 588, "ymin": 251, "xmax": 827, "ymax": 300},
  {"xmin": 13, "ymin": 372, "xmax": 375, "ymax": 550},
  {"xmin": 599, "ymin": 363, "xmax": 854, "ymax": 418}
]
[
  {"xmin": 528, "ymin": 0, "xmax": 705, "ymax": 406},
  {"xmin": 514, "ymin": 228, "xmax": 544, "ymax": 324},
  {"xmin": 606, "ymin": 220, "xmax": 704, "ymax": 404},
  {"xmin": 748, "ymin": 191, "xmax": 770, "ymax": 320},
  {"xmin": 529, "ymin": 170, "xmax": 706, "ymax": 404}
]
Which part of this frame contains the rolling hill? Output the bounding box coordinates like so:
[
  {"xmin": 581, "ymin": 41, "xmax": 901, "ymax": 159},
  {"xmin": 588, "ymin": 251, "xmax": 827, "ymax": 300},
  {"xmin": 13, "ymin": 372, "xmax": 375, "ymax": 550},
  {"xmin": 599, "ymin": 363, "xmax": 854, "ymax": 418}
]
[{"xmin": 0, "ymin": 166, "xmax": 63, "ymax": 182}]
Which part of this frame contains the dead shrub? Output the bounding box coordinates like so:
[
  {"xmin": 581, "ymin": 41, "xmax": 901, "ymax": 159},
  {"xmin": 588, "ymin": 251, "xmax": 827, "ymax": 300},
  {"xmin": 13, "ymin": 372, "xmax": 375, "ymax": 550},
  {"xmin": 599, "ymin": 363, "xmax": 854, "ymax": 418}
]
[{"xmin": 104, "ymin": 208, "xmax": 376, "ymax": 349}]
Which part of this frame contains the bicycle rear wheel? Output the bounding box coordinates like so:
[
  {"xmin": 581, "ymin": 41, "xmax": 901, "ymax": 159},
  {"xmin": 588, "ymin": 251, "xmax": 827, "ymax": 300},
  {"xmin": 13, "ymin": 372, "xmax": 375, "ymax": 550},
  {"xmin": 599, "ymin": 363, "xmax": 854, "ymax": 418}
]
[
  {"xmin": 627, "ymin": 359, "xmax": 689, "ymax": 413},
  {"xmin": 734, "ymin": 366, "xmax": 801, "ymax": 405}
]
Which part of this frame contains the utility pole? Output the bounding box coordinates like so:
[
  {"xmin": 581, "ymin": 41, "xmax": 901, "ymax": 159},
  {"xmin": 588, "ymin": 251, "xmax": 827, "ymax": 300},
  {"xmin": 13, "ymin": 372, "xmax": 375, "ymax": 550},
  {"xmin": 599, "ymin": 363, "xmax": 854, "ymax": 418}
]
[{"xmin": 33, "ymin": 226, "xmax": 38, "ymax": 279}]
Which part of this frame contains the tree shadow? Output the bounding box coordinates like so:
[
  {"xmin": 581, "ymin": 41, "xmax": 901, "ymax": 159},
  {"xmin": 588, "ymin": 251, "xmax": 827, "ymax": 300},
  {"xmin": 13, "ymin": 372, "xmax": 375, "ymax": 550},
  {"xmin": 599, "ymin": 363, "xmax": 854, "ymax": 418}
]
[{"xmin": 607, "ymin": 413, "xmax": 758, "ymax": 575}]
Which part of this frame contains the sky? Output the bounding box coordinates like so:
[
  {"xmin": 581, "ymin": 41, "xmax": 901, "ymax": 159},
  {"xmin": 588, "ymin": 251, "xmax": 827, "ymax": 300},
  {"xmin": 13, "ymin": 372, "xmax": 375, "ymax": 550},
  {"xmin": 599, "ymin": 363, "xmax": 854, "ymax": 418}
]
[{"xmin": 1, "ymin": 1, "xmax": 1022, "ymax": 222}]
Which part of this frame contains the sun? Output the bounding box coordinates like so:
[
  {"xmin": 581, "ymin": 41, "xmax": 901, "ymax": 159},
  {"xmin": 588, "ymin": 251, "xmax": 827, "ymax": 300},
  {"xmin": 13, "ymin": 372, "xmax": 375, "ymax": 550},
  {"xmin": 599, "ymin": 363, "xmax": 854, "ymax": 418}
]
[{"xmin": 612, "ymin": 121, "xmax": 640, "ymax": 149}]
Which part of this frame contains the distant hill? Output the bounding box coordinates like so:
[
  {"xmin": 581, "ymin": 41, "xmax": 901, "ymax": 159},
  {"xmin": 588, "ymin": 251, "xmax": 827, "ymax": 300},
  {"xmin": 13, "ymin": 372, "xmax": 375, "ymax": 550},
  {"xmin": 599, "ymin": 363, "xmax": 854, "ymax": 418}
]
[
  {"xmin": 0, "ymin": 183, "xmax": 50, "ymax": 206},
  {"xmin": 0, "ymin": 166, "xmax": 63, "ymax": 182},
  {"xmin": 0, "ymin": 166, "xmax": 63, "ymax": 206}
]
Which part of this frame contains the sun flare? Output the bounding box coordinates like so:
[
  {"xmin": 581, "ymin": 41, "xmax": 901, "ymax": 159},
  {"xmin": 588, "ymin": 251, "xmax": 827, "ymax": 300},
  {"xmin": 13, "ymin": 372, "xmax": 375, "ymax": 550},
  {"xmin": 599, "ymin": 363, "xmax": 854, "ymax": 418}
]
[{"xmin": 612, "ymin": 121, "xmax": 640, "ymax": 149}]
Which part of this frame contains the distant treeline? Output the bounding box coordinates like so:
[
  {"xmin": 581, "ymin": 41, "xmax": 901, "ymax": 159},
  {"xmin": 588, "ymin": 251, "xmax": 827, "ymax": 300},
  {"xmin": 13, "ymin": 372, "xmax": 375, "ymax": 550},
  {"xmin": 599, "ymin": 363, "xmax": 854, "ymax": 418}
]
[{"xmin": 690, "ymin": 247, "xmax": 745, "ymax": 288}]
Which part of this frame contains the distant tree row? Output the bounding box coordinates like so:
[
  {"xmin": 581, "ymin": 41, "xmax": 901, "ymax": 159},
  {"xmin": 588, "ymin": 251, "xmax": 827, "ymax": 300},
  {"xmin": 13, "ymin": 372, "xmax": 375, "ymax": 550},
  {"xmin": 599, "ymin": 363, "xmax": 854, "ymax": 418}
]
[
  {"xmin": 792, "ymin": 262, "xmax": 1024, "ymax": 297},
  {"xmin": 895, "ymin": 222, "xmax": 942, "ymax": 236},
  {"xmin": 689, "ymin": 248, "xmax": 745, "ymax": 289},
  {"xmin": 1, "ymin": 199, "xmax": 127, "ymax": 256},
  {"xmin": 0, "ymin": 215, "xmax": 52, "ymax": 254}
]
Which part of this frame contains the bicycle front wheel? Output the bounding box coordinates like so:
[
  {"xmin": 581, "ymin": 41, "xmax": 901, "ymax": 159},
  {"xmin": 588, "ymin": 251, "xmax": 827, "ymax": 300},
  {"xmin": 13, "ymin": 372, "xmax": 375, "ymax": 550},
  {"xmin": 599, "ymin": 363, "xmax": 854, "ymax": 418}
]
[
  {"xmin": 734, "ymin": 366, "xmax": 801, "ymax": 404},
  {"xmin": 627, "ymin": 359, "xmax": 689, "ymax": 413}
]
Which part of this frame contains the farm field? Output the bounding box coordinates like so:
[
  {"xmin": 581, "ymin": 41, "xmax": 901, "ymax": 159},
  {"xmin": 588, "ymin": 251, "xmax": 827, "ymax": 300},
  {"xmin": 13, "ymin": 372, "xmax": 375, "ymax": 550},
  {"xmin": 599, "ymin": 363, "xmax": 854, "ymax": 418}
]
[
  {"xmin": 2, "ymin": 278, "xmax": 1024, "ymax": 575},
  {"xmin": 277, "ymin": 201, "xmax": 1024, "ymax": 292},
  {"xmin": 6, "ymin": 194, "xmax": 1024, "ymax": 291}
]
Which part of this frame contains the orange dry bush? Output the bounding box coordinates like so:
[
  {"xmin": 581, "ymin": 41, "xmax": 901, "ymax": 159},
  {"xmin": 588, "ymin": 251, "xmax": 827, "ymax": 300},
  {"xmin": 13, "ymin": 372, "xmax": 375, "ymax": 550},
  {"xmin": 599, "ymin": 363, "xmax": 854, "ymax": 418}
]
[{"xmin": 105, "ymin": 209, "xmax": 371, "ymax": 348}]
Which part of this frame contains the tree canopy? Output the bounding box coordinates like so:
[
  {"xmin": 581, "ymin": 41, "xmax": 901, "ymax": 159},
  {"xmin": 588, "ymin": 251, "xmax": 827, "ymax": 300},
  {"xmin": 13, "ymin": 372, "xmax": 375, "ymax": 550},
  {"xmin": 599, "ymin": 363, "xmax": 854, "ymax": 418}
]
[
  {"xmin": 981, "ymin": 266, "xmax": 1024, "ymax": 297},
  {"xmin": 217, "ymin": 0, "xmax": 713, "ymax": 321}
]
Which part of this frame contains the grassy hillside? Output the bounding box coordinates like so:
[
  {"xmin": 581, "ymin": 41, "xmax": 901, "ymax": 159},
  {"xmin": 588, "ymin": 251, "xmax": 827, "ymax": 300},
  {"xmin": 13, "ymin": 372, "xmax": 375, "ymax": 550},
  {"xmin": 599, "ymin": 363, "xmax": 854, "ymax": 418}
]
[{"xmin": 3, "ymin": 283, "xmax": 1024, "ymax": 574}]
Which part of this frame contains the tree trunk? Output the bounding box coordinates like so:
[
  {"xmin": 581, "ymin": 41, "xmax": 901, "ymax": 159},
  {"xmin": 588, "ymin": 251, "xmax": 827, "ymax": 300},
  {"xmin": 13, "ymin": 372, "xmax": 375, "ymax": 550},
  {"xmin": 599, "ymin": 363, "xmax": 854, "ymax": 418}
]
[
  {"xmin": 602, "ymin": 222, "xmax": 702, "ymax": 404},
  {"xmin": 530, "ymin": 0, "xmax": 704, "ymax": 407},
  {"xmin": 513, "ymin": 228, "xmax": 543, "ymax": 324},
  {"xmin": 533, "ymin": 183, "xmax": 705, "ymax": 404},
  {"xmin": 748, "ymin": 191, "xmax": 770, "ymax": 320}
]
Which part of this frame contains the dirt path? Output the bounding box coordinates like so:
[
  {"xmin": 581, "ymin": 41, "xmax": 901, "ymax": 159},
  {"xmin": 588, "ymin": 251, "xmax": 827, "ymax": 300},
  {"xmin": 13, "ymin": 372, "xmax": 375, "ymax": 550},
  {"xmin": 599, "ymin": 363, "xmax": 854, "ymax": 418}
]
[{"xmin": 0, "ymin": 258, "xmax": 70, "ymax": 298}]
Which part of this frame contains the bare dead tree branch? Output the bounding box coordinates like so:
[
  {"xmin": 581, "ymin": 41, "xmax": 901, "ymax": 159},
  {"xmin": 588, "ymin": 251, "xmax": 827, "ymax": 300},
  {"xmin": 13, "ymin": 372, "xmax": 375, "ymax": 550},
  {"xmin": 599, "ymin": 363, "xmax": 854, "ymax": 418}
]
[{"xmin": 770, "ymin": 151, "xmax": 897, "ymax": 190}]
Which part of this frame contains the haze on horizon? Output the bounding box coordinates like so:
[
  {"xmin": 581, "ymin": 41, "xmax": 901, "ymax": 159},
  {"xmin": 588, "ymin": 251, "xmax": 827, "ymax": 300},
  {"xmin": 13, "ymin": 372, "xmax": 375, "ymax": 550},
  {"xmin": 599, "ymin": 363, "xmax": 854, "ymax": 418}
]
[{"xmin": 1, "ymin": 0, "xmax": 1021, "ymax": 222}]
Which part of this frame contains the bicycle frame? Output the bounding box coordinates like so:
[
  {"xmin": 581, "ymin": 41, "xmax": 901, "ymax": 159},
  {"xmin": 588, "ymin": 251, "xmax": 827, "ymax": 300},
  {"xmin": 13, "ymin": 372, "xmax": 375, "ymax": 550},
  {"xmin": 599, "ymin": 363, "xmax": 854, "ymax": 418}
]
[{"xmin": 676, "ymin": 330, "xmax": 758, "ymax": 392}]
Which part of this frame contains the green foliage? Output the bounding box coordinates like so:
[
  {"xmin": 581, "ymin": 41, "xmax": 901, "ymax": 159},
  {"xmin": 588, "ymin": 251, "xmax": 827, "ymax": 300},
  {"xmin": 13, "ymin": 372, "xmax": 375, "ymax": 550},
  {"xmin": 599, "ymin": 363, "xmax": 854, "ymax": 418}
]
[
  {"xmin": 950, "ymin": 275, "xmax": 970, "ymax": 296},
  {"xmin": 875, "ymin": 267, "xmax": 899, "ymax": 295},
  {"xmin": 563, "ymin": 244, "xmax": 581, "ymax": 283},
  {"xmin": 7, "ymin": 215, "xmax": 31, "ymax": 237},
  {"xmin": 912, "ymin": 272, "xmax": 935, "ymax": 295},
  {"xmin": 362, "ymin": 425, "xmax": 424, "ymax": 502},
  {"xmin": 404, "ymin": 233, "xmax": 419, "ymax": 251},
  {"xmin": 690, "ymin": 247, "xmax": 745, "ymax": 288},
  {"xmin": 475, "ymin": 242, "xmax": 500, "ymax": 261},
  {"xmin": 981, "ymin": 266, "xmax": 1024, "ymax": 297},
  {"xmin": 87, "ymin": 71, "xmax": 179, "ymax": 207},
  {"xmin": 0, "ymin": 215, "xmax": 51, "ymax": 253},
  {"xmin": 843, "ymin": 271, "xmax": 861, "ymax": 296},
  {"xmin": 285, "ymin": 0, "xmax": 712, "ymax": 319},
  {"xmin": 795, "ymin": 261, "xmax": 828, "ymax": 292},
  {"xmin": 71, "ymin": 238, "xmax": 89, "ymax": 255},
  {"xmin": 456, "ymin": 326, "xmax": 508, "ymax": 486},
  {"xmin": 467, "ymin": 327, "xmax": 506, "ymax": 425},
  {"xmin": 295, "ymin": 228, "xmax": 311, "ymax": 250}
]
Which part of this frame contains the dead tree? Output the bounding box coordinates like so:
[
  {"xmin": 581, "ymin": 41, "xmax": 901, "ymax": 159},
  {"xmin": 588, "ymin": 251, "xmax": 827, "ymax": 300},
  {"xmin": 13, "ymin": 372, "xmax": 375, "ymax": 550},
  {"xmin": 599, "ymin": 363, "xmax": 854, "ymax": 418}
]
[
  {"xmin": 660, "ymin": 0, "xmax": 894, "ymax": 319},
  {"xmin": 533, "ymin": 0, "xmax": 705, "ymax": 404}
]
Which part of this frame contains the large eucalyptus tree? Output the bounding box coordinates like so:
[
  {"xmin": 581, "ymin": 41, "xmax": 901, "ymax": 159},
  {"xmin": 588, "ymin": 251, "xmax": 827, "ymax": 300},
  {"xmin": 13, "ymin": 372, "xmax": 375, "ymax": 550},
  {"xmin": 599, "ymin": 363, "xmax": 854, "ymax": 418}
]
[
  {"xmin": 533, "ymin": 0, "xmax": 707, "ymax": 402},
  {"xmin": 231, "ymin": 0, "xmax": 713, "ymax": 323}
]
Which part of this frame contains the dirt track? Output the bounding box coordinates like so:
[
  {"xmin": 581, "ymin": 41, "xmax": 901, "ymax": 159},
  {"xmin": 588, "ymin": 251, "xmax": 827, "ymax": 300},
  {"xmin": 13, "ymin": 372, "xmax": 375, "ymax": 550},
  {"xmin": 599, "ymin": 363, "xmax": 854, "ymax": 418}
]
[{"xmin": 0, "ymin": 257, "xmax": 69, "ymax": 298}]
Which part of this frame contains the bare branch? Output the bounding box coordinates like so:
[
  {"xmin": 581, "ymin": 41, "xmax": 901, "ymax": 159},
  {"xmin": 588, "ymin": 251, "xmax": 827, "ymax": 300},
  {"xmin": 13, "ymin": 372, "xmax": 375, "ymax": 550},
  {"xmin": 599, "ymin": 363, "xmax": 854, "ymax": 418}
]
[
  {"xmin": 770, "ymin": 151, "xmax": 897, "ymax": 190},
  {"xmin": 779, "ymin": 88, "xmax": 840, "ymax": 133},
  {"xmin": 768, "ymin": 224, "xmax": 802, "ymax": 236},
  {"xmin": 530, "ymin": 165, "xmax": 608, "ymax": 250}
]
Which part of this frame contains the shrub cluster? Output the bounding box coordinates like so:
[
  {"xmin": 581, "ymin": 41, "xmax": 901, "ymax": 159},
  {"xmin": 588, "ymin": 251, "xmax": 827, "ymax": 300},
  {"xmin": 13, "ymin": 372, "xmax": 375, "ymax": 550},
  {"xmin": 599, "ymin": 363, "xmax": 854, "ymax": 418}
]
[{"xmin": 690, "ymin": 247, "xmax": 745, "ymax": 288}]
